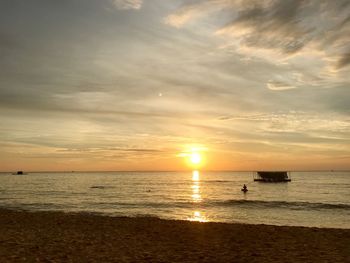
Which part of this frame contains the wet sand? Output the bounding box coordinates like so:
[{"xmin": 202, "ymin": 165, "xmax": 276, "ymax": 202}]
[{"xmin": 0, "ymin": 209, "xmax": 349, "ymax": 262}]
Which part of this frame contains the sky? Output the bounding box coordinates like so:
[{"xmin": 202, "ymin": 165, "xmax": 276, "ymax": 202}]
[{"xmin": 0, "ymin": 0, "xmax": 349, "ymax": 171}]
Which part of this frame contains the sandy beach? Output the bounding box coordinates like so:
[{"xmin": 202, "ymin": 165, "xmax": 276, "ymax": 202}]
[{"xmin": 0, "ymin": 209, "xmax": 349, "ymax": 262}]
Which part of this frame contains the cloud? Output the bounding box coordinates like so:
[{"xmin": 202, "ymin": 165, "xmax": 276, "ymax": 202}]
[
  {"xmin": 164, "ymin": 9, "xmax": 198, "ymax": 28},
  {"xmin": 164, "ymin": 2, "xmax": 216, "ymax": 28},
  {"xmin": 110, "ymin": 0, "xmax": 142, "ymax": 10},
  {"xmin": 336, "ymin": 52, "xmax": 350, "ymax": 70},
  {"xmin": 217, "ymin": 0, "xmax": 309, "ymax": 55},
  {"xmin": 267, "ymin": 81, "xmax": 296, "ymax": 91},
  {"xmin": 165, "ymin": 0, "xmax": 350, "ymax": 80}
]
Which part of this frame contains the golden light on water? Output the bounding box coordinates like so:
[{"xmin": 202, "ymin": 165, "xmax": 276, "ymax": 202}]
[
  {"xmin": 187, "ymin": 170, "xmax": 207, "ymax": 222},
  {"xmin": 192, "ymin": 170, "xmax": 199, "ymax": 181},
  {"xmin": 191, "ymin": 170, "xmax": 201, "ymax": 202},
  {"xmin": 187, "ymin": 211, "xmax": 208, "ymax": 222}
]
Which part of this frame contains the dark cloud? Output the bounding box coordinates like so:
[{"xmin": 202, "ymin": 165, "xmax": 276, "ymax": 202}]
[
  {"xmin": 57, "ymin": 147, "xmax": 163, "ymax": 153},
  {"xmin": 336, "ymin": 52, "xmax": 350, "ymax": 70},
  {"xmin": 225, "ymin": 0, "xmax": 309, "ymax": 54},
  {"xmin": 169, "ymin": 0, "xmax": 350, "ymax": 70}
]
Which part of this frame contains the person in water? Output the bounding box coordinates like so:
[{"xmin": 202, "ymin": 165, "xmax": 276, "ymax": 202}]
[{"xmin": 242, "ymin": 184, "xmax": 248, "ymax": 191}]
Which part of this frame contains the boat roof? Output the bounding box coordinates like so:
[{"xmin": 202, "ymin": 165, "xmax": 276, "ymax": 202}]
[{"xmin": 257, "ymin": 171, "xmax": 288, "ymax": 179}]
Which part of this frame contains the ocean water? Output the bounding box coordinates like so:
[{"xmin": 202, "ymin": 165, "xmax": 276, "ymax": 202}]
[{"xmin": 0, "ymin": 171, "xmax": 349, "ymax": 229}]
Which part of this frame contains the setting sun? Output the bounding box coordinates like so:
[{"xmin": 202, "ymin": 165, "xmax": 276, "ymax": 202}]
[
  {"xmin": 190, "ymin": 152, "xmax": 201, "ymax": 165},
  {"xmin": 177, "ymin": 146, "xmax": 207, "ymax": 169}
]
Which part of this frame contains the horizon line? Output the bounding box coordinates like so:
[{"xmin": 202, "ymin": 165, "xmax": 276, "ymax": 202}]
[{"xmin": 1, "ymin": 169, "xmax": 349, "ymax": 173}]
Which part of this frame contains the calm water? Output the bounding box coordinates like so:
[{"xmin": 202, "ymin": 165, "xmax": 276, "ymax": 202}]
[{"xmin": 0, "ymin": 171, "xmax": 349, "ymax": 229}]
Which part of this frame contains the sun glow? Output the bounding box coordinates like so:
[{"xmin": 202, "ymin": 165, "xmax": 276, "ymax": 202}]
[
  {"xmin": 190, "ymin": 152, "xmax": 201, "ymax": 165},
  {"xmin": 178, "ymin": 145, "xmax": 207, "ymax": 169}
]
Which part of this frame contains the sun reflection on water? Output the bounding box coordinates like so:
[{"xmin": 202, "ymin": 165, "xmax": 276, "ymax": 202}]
[
  {"xmin": 191, "ymin": 170, "xmax": 202, "ymax": 202},
  {"xmin": 187, "ymin": 171, "xmax": 208, "ymax": 222},
  {"xmin": 192, "ymin": 170, "xmax": 199, "ymax": 181},
  {"xmin": 187, "ymin": 211, "xmax": 208, "ymax": 222}
]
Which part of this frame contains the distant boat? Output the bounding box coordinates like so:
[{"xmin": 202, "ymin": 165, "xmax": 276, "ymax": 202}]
[
  {"xmin": 12, "ymin": 171, "xmax": 26, "ymax": 175},
  {"xmin": 254, "ymin": 171, "xmax": 291, "ymax": 182}
]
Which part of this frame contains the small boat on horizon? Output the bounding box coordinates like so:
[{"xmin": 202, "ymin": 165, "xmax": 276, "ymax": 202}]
[{"xmin": 12, "ymin": 171, "xmax": 27, "ymax": 175}]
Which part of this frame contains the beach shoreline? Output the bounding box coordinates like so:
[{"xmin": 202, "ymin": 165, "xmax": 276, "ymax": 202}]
[{"xmin": 0, "ymin": 209, "xmax": 349, "ymax": 262}]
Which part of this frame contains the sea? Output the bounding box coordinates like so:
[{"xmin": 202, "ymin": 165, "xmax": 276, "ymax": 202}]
[{"xmin": 0, "ymin": 171, "xmax": 349, "ymax": 229}]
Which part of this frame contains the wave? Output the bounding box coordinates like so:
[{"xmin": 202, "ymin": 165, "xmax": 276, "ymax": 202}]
[
  {"xmin": 201, "ymin": 180, "xmax": 233, "ymax": 183},
  {"xmin": 217, "ymin": 200, "xmax": 350, "ymax": 210},
  {"xmin": 80, "ymin": 199, "xmax": 350, "ymax": 211},
  {"xmin": 1, "ymin": 198, "xmax": 348, "ymax": 212},
  {"xmin": 90, "ymin": 186, "xmax": 115, "ymax": 189}
]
